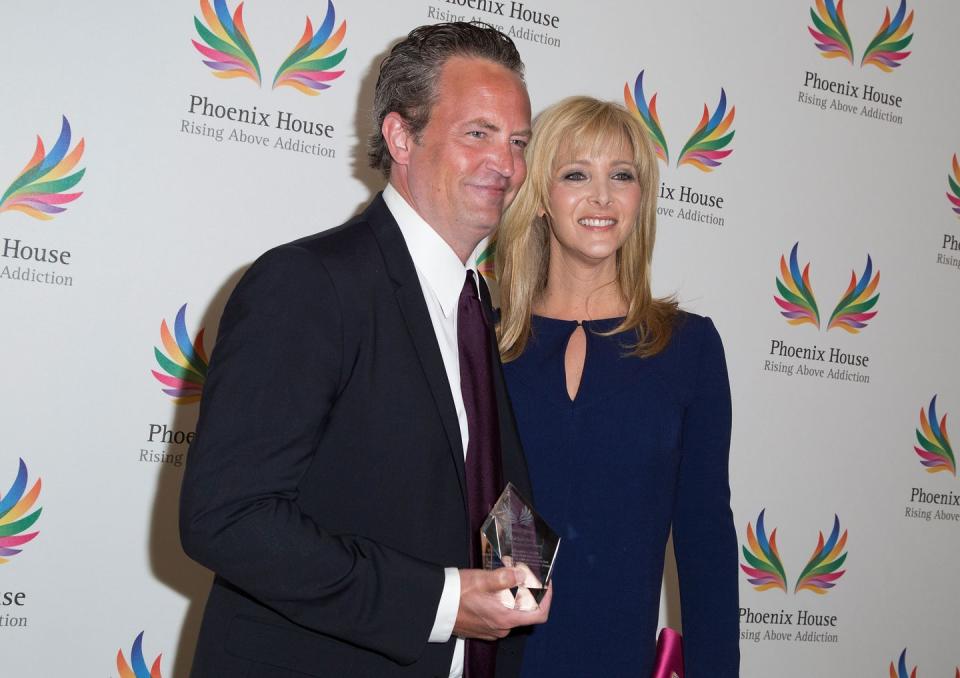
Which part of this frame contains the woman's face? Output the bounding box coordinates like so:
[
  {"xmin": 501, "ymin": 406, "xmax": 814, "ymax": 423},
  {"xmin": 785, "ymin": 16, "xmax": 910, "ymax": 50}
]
[{"xmin": 545, "ymin": 138, "xmax": 642, "ymax": 269}]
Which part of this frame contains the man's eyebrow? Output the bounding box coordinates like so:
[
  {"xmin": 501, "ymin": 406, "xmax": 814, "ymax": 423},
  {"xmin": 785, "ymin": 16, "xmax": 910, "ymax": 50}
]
[
  {"xmin": 464, "ymin": 118, "xmax": 531, "ymax": 137},
  {"xmin": 465, "ymin": 118, "xmax": 500, "ymax": 131}
]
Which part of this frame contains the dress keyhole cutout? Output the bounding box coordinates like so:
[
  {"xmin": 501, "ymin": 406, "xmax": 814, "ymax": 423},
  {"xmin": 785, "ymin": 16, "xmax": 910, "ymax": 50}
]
[{"xmin": 564, "ymin": 324, "xmax": 587, "ymax": 402}]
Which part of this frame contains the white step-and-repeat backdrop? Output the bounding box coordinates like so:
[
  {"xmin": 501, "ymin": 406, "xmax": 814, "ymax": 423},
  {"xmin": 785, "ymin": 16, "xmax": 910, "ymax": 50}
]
[{"xmin": 1, "ymin": 1, "xmax": 958, "ymax": 675}]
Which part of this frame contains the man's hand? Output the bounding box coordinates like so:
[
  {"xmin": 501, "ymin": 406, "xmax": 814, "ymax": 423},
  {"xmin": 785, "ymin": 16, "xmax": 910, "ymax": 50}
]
[{"xmin": 453, "ymin": 568, "xmax": 553, "ymax": 641}]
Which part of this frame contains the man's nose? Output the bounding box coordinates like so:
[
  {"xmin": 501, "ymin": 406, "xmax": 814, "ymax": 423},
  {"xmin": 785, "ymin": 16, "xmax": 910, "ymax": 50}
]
[{"xmin": 488, "ymin": 142, "xmax": 517, "ymax": 178}]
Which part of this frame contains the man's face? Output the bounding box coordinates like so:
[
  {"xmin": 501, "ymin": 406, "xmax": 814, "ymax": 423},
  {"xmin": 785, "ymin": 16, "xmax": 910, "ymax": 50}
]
[{"xmin": 404, "ymin": 56, "xmax": 531, "ymax": 256}]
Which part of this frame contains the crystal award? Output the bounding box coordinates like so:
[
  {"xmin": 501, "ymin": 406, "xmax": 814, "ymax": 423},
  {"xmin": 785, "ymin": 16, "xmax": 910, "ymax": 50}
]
[{"xmin": 480, "ymin": 483, "xmax": 560, "ymax": 611}]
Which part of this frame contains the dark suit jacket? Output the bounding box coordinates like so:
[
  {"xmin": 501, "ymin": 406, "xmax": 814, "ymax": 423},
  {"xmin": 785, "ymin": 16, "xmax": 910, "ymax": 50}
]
[{"xmin": 180, "ymin": 194, "xmax": 532, "ymax": 677}]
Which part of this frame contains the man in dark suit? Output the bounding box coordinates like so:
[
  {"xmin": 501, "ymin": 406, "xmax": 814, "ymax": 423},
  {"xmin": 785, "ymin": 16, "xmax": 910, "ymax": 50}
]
[{"xmin": 179, "ymin": 22, "xmax": 550, "ymax": 678}]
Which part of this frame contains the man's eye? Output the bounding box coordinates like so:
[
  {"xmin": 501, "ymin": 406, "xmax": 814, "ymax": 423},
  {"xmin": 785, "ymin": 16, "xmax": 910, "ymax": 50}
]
[
  {"xmin": 511, "ymin": 138, "xmax": 528, "ymax": 149},
  {"xmin": 467, "ymin": 130, "xmax": 486, "ymax": 138}
]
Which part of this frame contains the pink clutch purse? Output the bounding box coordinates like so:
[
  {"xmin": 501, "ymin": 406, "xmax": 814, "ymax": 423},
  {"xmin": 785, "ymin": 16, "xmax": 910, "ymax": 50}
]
[{"xmin": 651, "ymin": 627, "xmax": 684, "ymax": 678}]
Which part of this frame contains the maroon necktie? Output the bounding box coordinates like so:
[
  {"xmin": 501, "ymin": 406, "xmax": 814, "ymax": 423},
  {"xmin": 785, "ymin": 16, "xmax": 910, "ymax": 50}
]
[{"xmin": 458, "ymin": 270, "xmax": 503, "ymax": 678}]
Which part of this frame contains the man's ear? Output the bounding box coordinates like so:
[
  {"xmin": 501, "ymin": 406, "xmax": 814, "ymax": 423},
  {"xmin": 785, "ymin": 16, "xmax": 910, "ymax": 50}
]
[{"xmin": 382, "ymin": 112, "xmax": 413, "ymax": 166}]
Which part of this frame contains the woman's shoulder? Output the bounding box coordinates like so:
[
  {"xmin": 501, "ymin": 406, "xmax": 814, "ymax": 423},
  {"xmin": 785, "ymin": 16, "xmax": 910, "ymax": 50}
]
[
  {"xmin": 666, "ymin": 310, "xmax": 723, "ymax": 352},
  {"xmin": 657, "ymin": 312, "xmax": 728, "ymax": 406},
  {"xmin": 660, "ymin": 312, "xmax": 727, "ymax": 391}
]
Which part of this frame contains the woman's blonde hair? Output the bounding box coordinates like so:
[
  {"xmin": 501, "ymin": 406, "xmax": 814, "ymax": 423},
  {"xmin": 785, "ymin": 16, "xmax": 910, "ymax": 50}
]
[{"xmin": 496, "ymin": 96, "xmax": 678, "ymax": 361}]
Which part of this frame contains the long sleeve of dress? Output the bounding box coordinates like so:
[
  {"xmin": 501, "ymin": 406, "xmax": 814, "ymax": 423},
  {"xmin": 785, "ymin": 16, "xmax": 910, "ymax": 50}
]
[{"xmin": 671, "ymin": 317, "xmax": 740, "ymax": 676}]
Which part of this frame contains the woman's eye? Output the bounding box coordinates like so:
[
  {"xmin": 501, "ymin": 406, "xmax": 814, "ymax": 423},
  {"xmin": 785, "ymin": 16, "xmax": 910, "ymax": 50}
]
[
  {"xmin": 613, "ymin": 171, "xmax": 636, "ymax": 181},
  {"xmin": 563, "ymin": 171, "xmax": 586, "ymax": 181}
]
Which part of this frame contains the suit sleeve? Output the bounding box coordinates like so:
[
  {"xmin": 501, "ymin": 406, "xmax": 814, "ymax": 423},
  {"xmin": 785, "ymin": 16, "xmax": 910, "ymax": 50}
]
[
  {"xmin": 179, "ymin": 244, "xmax": 444, "ymax": 664},
  {"xmin": 671, "ymin": 317, "xmax": 740, "ymax": 676}
]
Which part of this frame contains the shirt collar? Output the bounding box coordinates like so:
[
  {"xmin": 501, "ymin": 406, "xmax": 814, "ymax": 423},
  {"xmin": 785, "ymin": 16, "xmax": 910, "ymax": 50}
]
[{"xmin": 383, "ymin": 184, "xmax": 485, "ymax": 318}]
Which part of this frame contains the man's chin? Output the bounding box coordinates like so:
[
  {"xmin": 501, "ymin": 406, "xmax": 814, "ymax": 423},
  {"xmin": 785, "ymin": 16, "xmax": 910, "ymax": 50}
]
[{"xmin": 462, "ymin": 201, "xmax": 506, "ymax": 229}]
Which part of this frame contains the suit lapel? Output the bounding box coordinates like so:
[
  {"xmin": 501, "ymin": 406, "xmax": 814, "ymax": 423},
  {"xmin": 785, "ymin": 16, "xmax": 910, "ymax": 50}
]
[{"xmin": 365, "ymin": 195, "xmax": 469, "ymax": 505}]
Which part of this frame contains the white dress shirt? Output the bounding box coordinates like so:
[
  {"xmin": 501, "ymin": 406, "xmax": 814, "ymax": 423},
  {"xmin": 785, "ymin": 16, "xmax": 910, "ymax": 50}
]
[{"xmin": 383, "ymin": 184, "xmax": 488, "ymax": 678}]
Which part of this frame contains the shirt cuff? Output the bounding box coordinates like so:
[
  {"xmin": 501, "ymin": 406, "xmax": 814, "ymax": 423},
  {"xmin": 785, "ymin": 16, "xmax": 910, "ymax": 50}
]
[{"xmin": 428, "ymin": 567, "xmax": 461, "ymax": 642}]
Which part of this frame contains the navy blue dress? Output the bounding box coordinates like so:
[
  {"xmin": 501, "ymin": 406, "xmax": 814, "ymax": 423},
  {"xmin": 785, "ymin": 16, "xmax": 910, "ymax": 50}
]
[{"xmin": 503, "ymin": 313, "xmax": 739, "ymax": 677}]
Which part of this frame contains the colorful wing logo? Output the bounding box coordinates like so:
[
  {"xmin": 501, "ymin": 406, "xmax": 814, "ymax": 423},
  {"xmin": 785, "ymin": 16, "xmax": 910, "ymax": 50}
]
[
  {"xmin": 914, "ymin": 395, "xmax": 956, "ymax": 476},
  {"xmin": 117, "ymin": 632, "xmax": 162, "ymax": 678},
  {"xmin": 0, "ymin": 116, "xmax": 85, "ymax": 221},
  {"xmin": 151, "ymin": 304, "xmax": 208, "ymax": 405},
  {"xmin": 742, "ymin": 510, "xmax": 851, "ymax": 596},
  {"xmin": 624, "ymin": 71, "xmax": 669, "ymax": 164},
  {"xmin": 947, "ymin": 154, "xmax": 960, "ymax": 219},
  {"xmin": 476, "ymin": 241, "xmax": 496, "ymax": 282},
  {"xmin": 889, "ymin": 649, "xmax": 917, "ymax": 678},
  {"xmin": 677, "ymin": 89, "xmax": 735, "ymax": 172},
  {"xmin": 861, "ymin": 0, "xmax": 914, "ymax": 71},
  {"xmin": 774, "ymin": 243, "xmax": 821, "ymax": 329},
  {"xmin": 191, "ymin": 0, "xmax": 348, "ymax": 94},
  {"xmin": 740, "ymin": 510, "xmax": 789, "ymax": 593},
  {"xmin": 808, "ymin": 0, "xmax": 855, "ymax": 64},
  {"xmin": 827, "ymin": 254, "xmax": 879, "ymax": 333},
  {"xmin": 794, "ymin": 515, "xmax": 847, "ymax": 594},
  {"xmin": 774, "ymin": 245, "xmax": 880, "ymax": 334},
  {"xmin": 273, "ymin": 0, "xmax": 347, "ymax": 94},
  {"xmin": 0, "ymin": 459, "xmax": 42, "ymax": 565},
  {"xmin": 623, "ymin": 71, "xmax": 734, "ymax": 171},
  {"xmin": 192, "ymin": 0, "xmax": 262, "ymax": 85}
]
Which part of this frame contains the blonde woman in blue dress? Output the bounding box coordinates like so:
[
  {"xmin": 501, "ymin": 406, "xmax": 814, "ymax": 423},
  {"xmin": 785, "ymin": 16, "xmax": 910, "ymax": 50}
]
[{"xmin": 495, "ymin": 96, "xmax": 739, "ymax": 677}]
